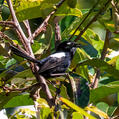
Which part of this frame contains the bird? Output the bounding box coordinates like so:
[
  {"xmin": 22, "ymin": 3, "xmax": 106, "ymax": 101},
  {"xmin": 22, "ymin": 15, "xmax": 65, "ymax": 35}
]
[{"xmin": 11, "ymin": 41, "xmax": 80, "ymax": 78}]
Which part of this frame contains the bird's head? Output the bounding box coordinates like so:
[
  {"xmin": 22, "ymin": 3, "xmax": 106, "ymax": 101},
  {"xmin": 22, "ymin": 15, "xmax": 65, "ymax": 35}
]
[
  {"xmin": 56, "ymin": 41, "xmax": 80, "ymax": 56},
  {"xmin": 56, "ymin": 41, "xmax": 80, "ymax": 52}
]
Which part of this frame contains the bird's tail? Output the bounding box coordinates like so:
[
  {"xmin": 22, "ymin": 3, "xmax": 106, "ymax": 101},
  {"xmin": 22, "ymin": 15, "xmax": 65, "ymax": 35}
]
[{"xmin": 11, "ymin": 45, "xmax": 40, "ymax": 64}]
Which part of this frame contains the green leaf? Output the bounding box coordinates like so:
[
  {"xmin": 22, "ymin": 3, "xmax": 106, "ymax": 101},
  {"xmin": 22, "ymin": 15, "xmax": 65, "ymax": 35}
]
[
  {"xmin": 1, "ymin": 5, "xmax": 10, "ymax": 20},
  {"xmin": 15, "ymin": 0, "xmax": 82, "ymax": 21},
  {"xmin": 82, "ymin": 29, "xmax": 104, "ymax": 55},
  {"xmin": 60, "ymin": 97, "xmax": 96, "ymax": 119},
  {"xmin": 107, "ymin": 105, "xmax": 117, "ymax": 117},
  {"xmin": 90, "ymin": 81, "xmax": 119, "ymax": 103},
  {"xmin": 0, "ymin": 92, "xmax": 19, "ymax": 110},
  {"xmin": 66, "ymin": 0, "xmax": 77, "ymax": 8},
  {"xmin": 36, "ymin": 98, "xmax": 49, "ymax": 108},
  {"xmin": 40, "ymin": 107, "xmax": 51, "ymax": 119},
  {"xmin": 96, "ymin": 102, "xmax": 109, "ymax": 113},
  {"xmin": 70, "ymin": 48, "xmax": 89, "ymax": 80},
  {"xmin": 5, "ymin": 58, "xmax": 16, "ymax": 68},
  {"xmin": 11, "ymin": 69, "xmax": 34, "ymax": 79},
  {"xmin": 15, "ymin": 0, "xmax": 57, "ymax": 21},
  {"xmin": 116, "ymin": 56, "xmax": 119, "ymax": 70},
  {"xmin": 72, "ymin": 112, "xmax": 84, "ymax": 119},
  {"xmin": 78, "ymin": 58, "xmax": 119, "ymax": 79},
  {"xmin": 4, "ymin": 93, "xmax": 34, "ymax": 108},
  {"xmin": 62, "ymin": 17, "xmax": 81, "ymax": 38}
]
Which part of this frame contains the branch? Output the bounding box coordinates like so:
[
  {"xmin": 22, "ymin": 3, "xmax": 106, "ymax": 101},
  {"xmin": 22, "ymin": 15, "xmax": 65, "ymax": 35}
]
[
  {"xmin": 69, "ymin": 0, "xmax": 100, "ymax": 40},
  {"xmin": 0, "ymin": 21, "xmax": 15, "ymax": 27},
  {"xmin": 54, "ymin": 17, "xmax": 62, "ymax": 49},
  {"xmin": 23, "ymin": 20, "xmax": 33, "ymax": 44},
  {"xmin": 31, "ymin": 0, "xmax": 65, "ymax": 40},
  {"xmin": 6, "ymin": 0, "xmax": 32, "ymax": 54},
  {"xmin": 92, "ymin": 29, "xmax": 111, "ymax": 89},
  {"xmin": 74, "ymin": 0, "xmax": 112, "ymax": 42},
  {"xmin": 31, "ymin": 11, "xmax": 54, "ymax": 39},
  {"xmin": 6, "ymin": 0, "xmax": 54, "ymax": 107}
]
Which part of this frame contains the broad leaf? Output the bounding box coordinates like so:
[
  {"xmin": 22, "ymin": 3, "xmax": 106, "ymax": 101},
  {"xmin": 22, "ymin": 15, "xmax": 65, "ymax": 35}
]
[
  {"xmin": 78, "ymin": 58, "xmax": 119, "ymax": 79},
  {"xmin": 0, "ymin": 92, "xmax": 19, "ymax": 110},
  {"xmin": 90, "ymin": 81, "xmax": 119, "ymax": 103},
  {"xmin": 4, "ymin": 93, "xmax": 34, "ymax": 108}
]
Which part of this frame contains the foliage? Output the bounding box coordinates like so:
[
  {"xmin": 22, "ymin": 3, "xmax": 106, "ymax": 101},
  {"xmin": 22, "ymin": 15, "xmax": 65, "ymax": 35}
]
[{"xmin": 0, "ymin": 0, "xmax": 119, "ymax": 118}]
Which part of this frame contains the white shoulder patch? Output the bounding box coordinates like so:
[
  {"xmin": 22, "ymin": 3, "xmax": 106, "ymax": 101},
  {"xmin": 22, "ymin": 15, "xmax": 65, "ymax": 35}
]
[{"xmin": 50, "ymin": 52, "xmax": 66, "ymax": 58}]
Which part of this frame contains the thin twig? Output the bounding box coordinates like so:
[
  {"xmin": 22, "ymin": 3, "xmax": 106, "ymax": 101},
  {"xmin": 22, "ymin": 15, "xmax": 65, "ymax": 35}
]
[
  {"xmin": 54, "ymin": 16, "xmax": 61, "ymax": 49},
  {"xmin": 74, "ymin": 0, "xmax": 112, "ymax": 42},
  {"xmin": 31, "ymin": 0, "xmax": 66, "ymax": 40},
  {"xmin": 0, "ymin": 21, "xmax": 15, "ymax": 27},
  {"xmin": 92, "ymin": 29, "xmax": 111, "ymax": 89},
  {"xmin": 6, "ymin": 0, "xmax": 32, "ymax": 54},
  {"xmin": 6, "ymin": 0, "xmax": 54, "ymax": 107},
  {"xmin": 31, "ymin": 11, "xmax": 53, "ymax": 39},
  {"xmin": 23, "ymin": 20, "xmax": 33, "ymax": 44},
  {"xmin": 0, "ymin": 31, "xmax": 26, "ymax": 52},
  {"xmin": 69, "ymin": 0, "xmax": 100, "ymax": 40},
  {"xmin": 3, "ymin": 86, "xmax": 29, "ymax": 92}
]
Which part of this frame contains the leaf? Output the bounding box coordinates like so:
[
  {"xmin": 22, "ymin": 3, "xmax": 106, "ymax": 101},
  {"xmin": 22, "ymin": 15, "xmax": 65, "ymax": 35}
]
[
  {"xmin": 36, "ymin": 98, "xmax": 49, "ymax": 108},
  {"xmin": 20, "ymin": 108, "xmax": 36, "ymax": 117},
  {"xmin": 4, "ymin": 93, "xmax": 34, "ymax": 108},
  {"xmin": 5, "ymin": 58, "xmax": 16, "ymax": 68},
  {"xmin": 72, "ymin": 112, "xmax": 84, "ymax": 119},
  {"xmin": 15, "ymin": 0, "xmax": 56, "ymax": 21},
  {"xmin": 0, "ymin": 92, "xmax": 19, "ymax": 110},
  {"xmin": 1, "ymin": 5, "xmax": 10, "ymax": 20},
  {"xmin": 116, "ymin": 56, "xmax": 119, "ymax": 70},
  {"xmin": 90, "ymin": 81, "xmax": 119, "ymax": 103},
  {"xmin": 40, "ymin": 107, "xmax": 51, "ymax": 119},
  {"xmin": 62, "ymin": 17, "xmax": 81, "ymax": 38},
  {"xmin": 96, "ymin": 102, "xmax": 109, "ymax": 113},
  {"xmin": 15, "ymin": 0, "xmax": 82, "ymax": 21},
  {"xmin": 67, "ymin": 0, "xmax": 77, "ymax": 8},
  {"xmin": 11, "ymin": 69, "xmax": 34, "ymax": 79},
  {"xmin": 70, "ymin": 48, "xmax": 89, "ymax": 80},
  {"xmin": 82, "ymin": 28, "xmax": 104, "ymax": 55},
  {"xmin": 36, "ymin": 98, "xmax": 51, "ymax": 119},
  {"xmin": 60, "ymin": 97, "xmax": 96, "ymax": 119},
  {"xmin": 78, "ymin": 58, "xmax": 119, "ymax": 79},
  {"xmin": 85, "ymin": 106, "xmax": 109, "ymax": 118}
]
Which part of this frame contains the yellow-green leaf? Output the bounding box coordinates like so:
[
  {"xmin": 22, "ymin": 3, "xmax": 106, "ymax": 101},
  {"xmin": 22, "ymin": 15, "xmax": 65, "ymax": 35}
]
[
  {"xmin": 85, "ymin": 106, "xmax": 109, "ymax": 118},
  {"xmin": 60, "ymin": 97, "xmax": 96, "ymax": 119}
]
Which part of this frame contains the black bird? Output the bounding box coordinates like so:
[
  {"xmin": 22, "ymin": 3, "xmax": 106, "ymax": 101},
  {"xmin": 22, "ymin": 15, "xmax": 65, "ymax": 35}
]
[{"xmin": 11, "ymin": 41, "xmax": 79, "ymax": 78}]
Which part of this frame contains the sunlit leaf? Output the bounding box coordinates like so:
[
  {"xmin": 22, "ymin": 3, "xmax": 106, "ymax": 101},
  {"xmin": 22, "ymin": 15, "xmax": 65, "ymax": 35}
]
[
  {"xmin": 85, "ymin": 106, "xmax": 109, "ymax": 118},
  {"xmin": 36, "ymin": 98, "xmax": 49, "ymax": 108},
  {"xmin": 60, "ymin": 97, "xmax": 96, "ymax": 119},
  {"xmin": 72, "ymin": 112, "xmax": 84, "ymax": 119}
]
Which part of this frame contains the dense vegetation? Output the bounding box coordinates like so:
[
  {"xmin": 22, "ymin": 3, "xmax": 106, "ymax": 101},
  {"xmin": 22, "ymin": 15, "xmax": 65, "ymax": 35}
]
[{"xmin": 0, "ymin": 0, "xmax": 119, "ymax": 118}]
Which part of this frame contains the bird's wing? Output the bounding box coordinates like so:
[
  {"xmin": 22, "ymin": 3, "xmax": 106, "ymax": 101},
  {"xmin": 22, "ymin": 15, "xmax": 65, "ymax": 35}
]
[{"xmin": 39, "ymin": 54, "xmax": 68, "ymax": 73}]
